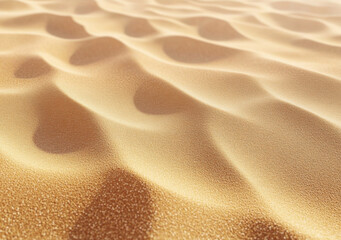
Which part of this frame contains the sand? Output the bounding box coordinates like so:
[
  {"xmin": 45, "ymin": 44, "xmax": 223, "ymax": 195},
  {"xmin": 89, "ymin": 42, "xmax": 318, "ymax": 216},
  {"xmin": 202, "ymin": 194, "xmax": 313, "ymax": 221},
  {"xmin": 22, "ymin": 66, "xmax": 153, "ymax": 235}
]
[{"xmin": 0, "ymin": 0, "xmax": 340, "ymax": 239}]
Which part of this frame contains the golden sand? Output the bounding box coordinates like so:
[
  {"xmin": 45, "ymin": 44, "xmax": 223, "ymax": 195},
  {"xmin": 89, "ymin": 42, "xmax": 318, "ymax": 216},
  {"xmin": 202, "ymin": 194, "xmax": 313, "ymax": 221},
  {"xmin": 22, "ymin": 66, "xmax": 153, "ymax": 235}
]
[{"xmin": 0, "ymin": 0, "xmax": 341, "ymax": 239}]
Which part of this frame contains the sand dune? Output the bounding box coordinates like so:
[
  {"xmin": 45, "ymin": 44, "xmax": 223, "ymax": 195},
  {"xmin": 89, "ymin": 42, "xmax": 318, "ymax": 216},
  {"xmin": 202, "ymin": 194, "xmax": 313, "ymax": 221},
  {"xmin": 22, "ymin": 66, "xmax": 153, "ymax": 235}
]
[{"xmin": 0, "ymin": 0, "xmax": 340, "ymax": 239}]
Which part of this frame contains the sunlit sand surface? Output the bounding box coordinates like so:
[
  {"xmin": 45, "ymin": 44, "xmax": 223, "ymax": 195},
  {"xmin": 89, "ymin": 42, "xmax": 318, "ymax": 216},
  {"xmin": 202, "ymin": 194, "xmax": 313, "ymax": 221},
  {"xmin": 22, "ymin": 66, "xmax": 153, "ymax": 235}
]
[{"xmin": 0, "ymin": 0, "xmax": 341, "ymax": 239}]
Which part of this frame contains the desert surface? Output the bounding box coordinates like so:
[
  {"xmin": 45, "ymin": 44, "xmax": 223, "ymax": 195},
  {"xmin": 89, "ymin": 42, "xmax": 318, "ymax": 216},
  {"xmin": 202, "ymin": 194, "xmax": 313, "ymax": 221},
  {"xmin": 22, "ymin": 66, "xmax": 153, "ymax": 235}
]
[{"xmin": 0, "ymin": 0, "xmax": 341, "ymax": 239}]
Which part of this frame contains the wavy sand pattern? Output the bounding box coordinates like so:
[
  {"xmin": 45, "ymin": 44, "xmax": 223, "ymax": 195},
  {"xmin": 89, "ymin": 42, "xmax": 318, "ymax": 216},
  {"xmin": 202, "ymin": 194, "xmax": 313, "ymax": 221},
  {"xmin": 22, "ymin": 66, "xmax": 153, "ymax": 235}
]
[{"xmin": 0, "ymin": 0, "xmax": 341, "ymax": 239}]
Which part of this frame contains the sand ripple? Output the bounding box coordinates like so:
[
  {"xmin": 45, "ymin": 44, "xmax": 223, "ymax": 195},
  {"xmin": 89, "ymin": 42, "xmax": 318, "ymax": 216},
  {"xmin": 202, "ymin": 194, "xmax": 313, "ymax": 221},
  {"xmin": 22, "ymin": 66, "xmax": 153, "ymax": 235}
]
[{"xmin": 0, "ymin": 0, "xmax": 340, "ymax": 239}]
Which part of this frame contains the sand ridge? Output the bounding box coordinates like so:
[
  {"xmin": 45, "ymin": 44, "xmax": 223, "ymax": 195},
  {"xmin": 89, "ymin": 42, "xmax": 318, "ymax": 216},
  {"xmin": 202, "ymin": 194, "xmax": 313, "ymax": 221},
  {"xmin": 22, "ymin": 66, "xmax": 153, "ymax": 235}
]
[{"xmin": 0, "ymin": 0, "xmax": 340, "ymax": 239}]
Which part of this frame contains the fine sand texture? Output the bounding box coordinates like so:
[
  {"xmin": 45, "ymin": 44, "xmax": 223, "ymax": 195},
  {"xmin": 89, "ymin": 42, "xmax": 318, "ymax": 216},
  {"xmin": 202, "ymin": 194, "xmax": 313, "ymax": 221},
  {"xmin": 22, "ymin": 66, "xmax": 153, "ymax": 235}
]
[{"xmin": 0, "ymin": 0, "xmax": 341, "ymax": 239}]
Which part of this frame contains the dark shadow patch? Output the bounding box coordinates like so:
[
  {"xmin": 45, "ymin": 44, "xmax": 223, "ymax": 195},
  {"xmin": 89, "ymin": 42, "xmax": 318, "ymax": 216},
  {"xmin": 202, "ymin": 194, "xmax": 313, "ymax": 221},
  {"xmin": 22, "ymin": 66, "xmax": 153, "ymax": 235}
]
[
  {"xmin": 33, "ymin": 89, "xmax": 101, "ymax": 154},
  {"xmin": 70, "ymin": 37, "xmax": 126, "ymax": 65},
  {"xmin": 134, "ymin": 78, "xmax": 194, "ymax": 114},
  {"xmin": 69, "ymin": 169, "xmax": 154, "ymax": 240},
  {"xmin": 46, "ymin": 15, "xmax": 89, "ymax": 39},
  {"xmin": 242, "ymin": 217, "xmax": 299, "ymax": 240},
  {"xmin": 162, "ymin": 36, "xmax": 236, "ymax": 63},
  {"xmin": 75, "ymin": 0, "xmax": 100, "ymax": 14},
  {"xmin": 125, "ymin": 18, "xmax": 156, "ymax": 38},
  {"xmin": 15, "ymin": 57, "xmax": 51, "ymax": 79},
  {"xmin": 185, "ymin": 17, "xmax": 244, "ymax": 41}
]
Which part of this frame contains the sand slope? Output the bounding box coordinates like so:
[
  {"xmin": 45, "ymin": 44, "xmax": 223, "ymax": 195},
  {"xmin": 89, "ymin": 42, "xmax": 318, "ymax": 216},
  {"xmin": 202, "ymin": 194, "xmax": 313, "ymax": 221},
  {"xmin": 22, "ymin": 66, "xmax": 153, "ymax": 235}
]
[{"xmin": 0, "ymin": 0, "xmax": 341, "ymax": 239}]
